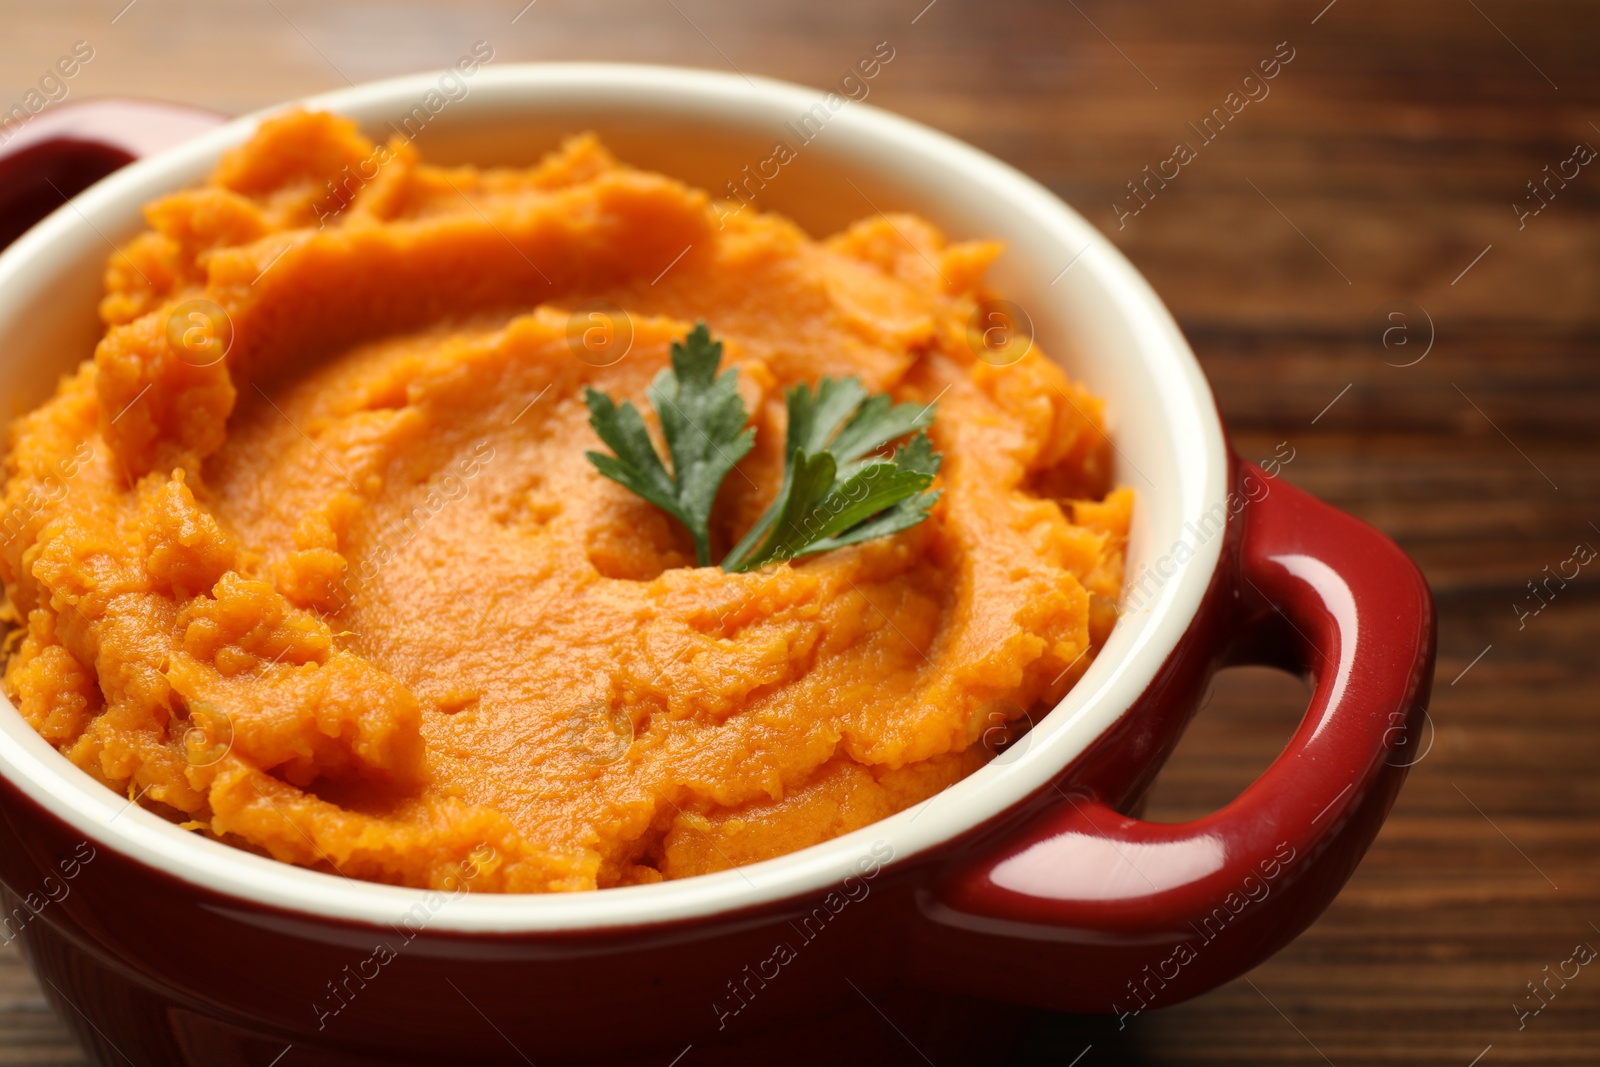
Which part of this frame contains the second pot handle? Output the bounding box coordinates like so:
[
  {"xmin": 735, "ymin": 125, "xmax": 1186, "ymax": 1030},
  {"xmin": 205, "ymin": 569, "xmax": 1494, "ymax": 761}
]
[
  {"xmin": 0, "ymin": 98, "xmax": 225, "ymax": 252},
  {"xmin": 917, "ymin": 460, "xmax": 1436, "ymax": 1012}
]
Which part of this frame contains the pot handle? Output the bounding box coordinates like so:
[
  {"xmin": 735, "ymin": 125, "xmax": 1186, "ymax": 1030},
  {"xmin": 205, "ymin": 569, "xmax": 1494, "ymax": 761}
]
[
  {"xmin": 0, "ymin": 99, "xmax": 226, "ymax": 252},
  {"xmin": 918, "ymin": 459, "xmax": 1436, "ymax": 1013}
]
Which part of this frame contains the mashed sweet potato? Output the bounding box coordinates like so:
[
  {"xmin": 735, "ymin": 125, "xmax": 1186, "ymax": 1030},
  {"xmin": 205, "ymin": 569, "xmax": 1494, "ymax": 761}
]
[{"xmin": 0, "ymin": 111, "xmax": 1130, "ymax": 892}]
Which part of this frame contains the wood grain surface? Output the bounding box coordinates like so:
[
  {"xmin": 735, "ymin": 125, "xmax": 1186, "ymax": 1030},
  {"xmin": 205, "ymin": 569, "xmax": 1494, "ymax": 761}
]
[{"xmin": 2, "ymin": 1, "xmax": 1597, "ymax": 1064}]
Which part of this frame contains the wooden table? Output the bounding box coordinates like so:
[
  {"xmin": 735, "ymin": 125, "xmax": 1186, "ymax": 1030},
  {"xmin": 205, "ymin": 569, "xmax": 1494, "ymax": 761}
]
[{"xmin": 2, "ymin": 1, "xmax": 1596, "ymax": 1063}]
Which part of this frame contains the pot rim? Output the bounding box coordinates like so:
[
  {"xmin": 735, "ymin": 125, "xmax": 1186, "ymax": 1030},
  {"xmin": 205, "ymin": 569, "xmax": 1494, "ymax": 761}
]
[{"xmin": 0, "ymin": 62, "xmax": 1227, "ymax": 933}]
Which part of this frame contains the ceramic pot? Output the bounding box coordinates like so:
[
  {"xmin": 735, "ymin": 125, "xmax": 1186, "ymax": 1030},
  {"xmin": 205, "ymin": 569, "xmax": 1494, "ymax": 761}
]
[{"xmin": 0, "ymin": 66, "xmax": 1434, "ymax": 1066}]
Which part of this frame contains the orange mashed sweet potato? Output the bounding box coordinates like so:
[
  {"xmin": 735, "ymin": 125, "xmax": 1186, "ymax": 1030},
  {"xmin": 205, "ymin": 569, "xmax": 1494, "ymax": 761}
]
[{"xmin": 0, "ymin": 111, "xmax": 1130, "ymax": 892}]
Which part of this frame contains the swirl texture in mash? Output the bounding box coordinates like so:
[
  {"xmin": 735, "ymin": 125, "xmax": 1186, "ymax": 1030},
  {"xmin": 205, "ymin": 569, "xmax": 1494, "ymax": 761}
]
[{"xmin": 0, "ymin": 112, "xmax": 1131, "ymax": 892}]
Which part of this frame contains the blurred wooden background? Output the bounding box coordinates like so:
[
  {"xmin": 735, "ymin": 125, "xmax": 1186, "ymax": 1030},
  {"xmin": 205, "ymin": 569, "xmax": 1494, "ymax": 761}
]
[{"xmin": 2, "ymin": 0, "xmax": 1598, "ymax": 1063}]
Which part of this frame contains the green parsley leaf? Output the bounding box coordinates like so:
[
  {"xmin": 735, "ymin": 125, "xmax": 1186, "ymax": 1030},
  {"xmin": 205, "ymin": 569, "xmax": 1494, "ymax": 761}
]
[
  {"xmin": 584, "ymin": 322, "xmax": 754, "ymax": 566},
  {"xmin": 721, "ymin": 379, "xmax": 941, "ymax": 573},
  {"xmin": 584, "ymin": 324, "xmax": 942, "ymax": 572},
  {"xmin": 797, "ymin": 432, "xmax": 942, "ymax": 556}
]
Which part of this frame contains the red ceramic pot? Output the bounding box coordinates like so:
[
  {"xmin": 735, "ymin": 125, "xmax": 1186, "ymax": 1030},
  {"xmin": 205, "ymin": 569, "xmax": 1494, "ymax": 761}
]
[{"xmin": 0, "ymin": 69, "xmax": 1434, "ymax": 1066}]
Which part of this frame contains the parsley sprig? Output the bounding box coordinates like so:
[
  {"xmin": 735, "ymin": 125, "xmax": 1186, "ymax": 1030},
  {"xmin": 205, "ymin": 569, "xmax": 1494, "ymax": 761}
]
[
  {"xmin": 583, "ymin": 323, "xmax": 941, "ymax": 572},
  {"xmin": 583, "ymin": 323, "xmax": 754, "ymax": 566},
  {"xmin": 721, "ymin": 376, "xmax": 940, "ymax": 571}
]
